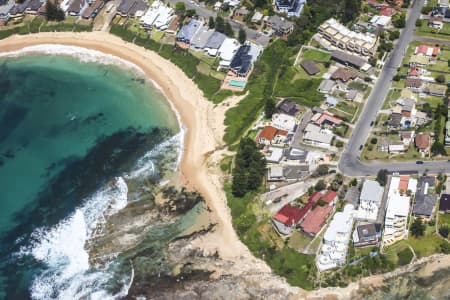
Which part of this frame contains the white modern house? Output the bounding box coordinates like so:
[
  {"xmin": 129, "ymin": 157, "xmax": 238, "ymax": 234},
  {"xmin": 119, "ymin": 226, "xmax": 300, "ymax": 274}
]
[
  {"xmin": 140, "ymin": 1, "xmax": 174, "ymax": 30},
  {"xmin": 355, "ymin": 180, "xmax": 384, "ymax": 222},
  {"xmin": 317, "ymin": 204, "xmax": 355, "ymax": 271},
  {"xmin": 382, "ymin": 176, "xmax": 411, "ymax": 246},
  {"xmin": 218, "ymin": 38, "xmax": 240, "ymax": 67}
]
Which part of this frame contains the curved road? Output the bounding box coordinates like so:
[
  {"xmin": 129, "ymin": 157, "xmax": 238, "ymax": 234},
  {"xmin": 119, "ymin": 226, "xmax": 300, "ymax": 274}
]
[{"xmin": 337, "ymin": 0, "xmax": 450, "ymax": 176}]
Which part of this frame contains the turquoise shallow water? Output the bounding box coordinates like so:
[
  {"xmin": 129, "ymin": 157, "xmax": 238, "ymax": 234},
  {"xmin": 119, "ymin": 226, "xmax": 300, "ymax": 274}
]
[{"xmin": 0, "ymin": 52, "xmax": 179, "ymax": 298}]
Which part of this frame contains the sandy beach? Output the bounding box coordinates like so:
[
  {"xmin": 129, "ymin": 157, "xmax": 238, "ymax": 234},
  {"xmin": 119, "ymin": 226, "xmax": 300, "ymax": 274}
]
[
  {"xmin": 0, "ymin": 31, "xmax": 263, "ymax": 263},
  {"xmin": 2, "ymin": 32, "xmax": 450, "ymax": 299}
]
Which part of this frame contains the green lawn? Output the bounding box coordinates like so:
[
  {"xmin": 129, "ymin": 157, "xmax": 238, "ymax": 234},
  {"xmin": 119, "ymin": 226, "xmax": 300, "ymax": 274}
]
[
  {"xmin": 401, "ymin": 41, "xmax": 420, "ymax": 66},
  {"xmin": 197, "ymin": 61, "xmax": 211, "ymax": 75},
  {"xmin": 288, "ymin": 231, "xmax": 313, "ymax": 251},
  {"xmin": 439, "ymin": 213, "xmax": 450, "ymax": 226},
  {"xmin": 301, "ymin": 48, "xmax": 331, "ymax": 63},
  {"xmin": 383, "ymin": 89, "xmax": 401, "ymax": 109},
  {"xmin": 416, "ymin": 22, "xmax": 450, "ymax": 39},
  {"xmin": 361, "ymin": 142, "xmax": 421, "ymax": 162},
  {"xmin": 423, "ymin": 95, "xmax": 445, "ymax": 108},
  {"xmin": 348, "ymin": 81, "xmax": 368, "ymax": 92},
  {"xmin": 151, "ymin": 30, "xmax": 165, "ymax": 42},
  {"xmin": 428, "ymin": 60, "xmax": 450, "ymax": 72}
]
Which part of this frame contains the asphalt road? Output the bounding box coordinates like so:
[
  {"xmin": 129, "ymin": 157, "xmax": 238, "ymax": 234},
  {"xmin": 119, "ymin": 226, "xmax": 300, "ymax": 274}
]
[
  {"xmin": 337, "ymin": 0, "xmax": 445, "ymax": 176},
  {"xmin": 166, "ymin": 0, "xmax": 270, "ymax": 46}
]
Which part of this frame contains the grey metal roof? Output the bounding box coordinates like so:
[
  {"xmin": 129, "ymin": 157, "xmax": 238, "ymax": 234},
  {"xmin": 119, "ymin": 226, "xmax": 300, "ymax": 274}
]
[
  {"xmin": 284, "ymin": 165, "xmax": 309, "ymax": 180},
  {"xmin": 413, "ymin": 176, "xmax": 437, "ymax": 217},
  {"xmin": 191, "ymin": 27, "xmax": 214, "ymax": 49},
  {"xmin": 204, "ymin": 31, "xmax": 226, "ymax": 49},
  {"xmin": 283, "ymin": 146, "xmax": 308, "ymax": 161},
  {"xmin": 331, "ymin": 50, "xmax": 366, "ymax": 69},
  {"xmin": 0, "ymin": 0, "xmax": 15, "ymax": 16},
  {"xmin": 177, "ymin": 19, "xmax": 202, "ymax": 43},
  {"xmin": 344, "ymin": 187, "xmax": 360, "ymax": 206},
  {"xmin": 360, "ymin": 180, "xmax": 384, "ymax": 204},
  {"xmin": 117, "ymin": 0, "xmax": 148, "ymax": 16},
  {"xmin": 318, "ymin": 79, "xmax": 335, "ymax": 92}
]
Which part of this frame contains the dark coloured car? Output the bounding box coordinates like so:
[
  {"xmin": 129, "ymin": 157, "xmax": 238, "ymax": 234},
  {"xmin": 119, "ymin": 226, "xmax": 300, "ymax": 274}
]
[
  {"xmin": 359, "ymin": 145, "xmax": 363, "ymax": 150},
  {"xmin": 416, "ymin": 161, "xmax": 424, "ymax": 164},
  {"xmin": 370, "ymin": 121, "xmax": 374, "ymax": 126}
]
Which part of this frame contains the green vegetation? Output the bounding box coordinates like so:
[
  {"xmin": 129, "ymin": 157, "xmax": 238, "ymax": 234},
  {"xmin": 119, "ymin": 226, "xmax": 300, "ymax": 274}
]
[
  {"xmin": 231, "ymin": 138, "xmax": 266, "ymax": 197},
  {"xmin": 376, "ymin": 169, "xmax": 388, "ymax": 186},
  {"xmin": 397, "ymin": 247, "xmax": 414, "ymax": 266},
  {"xmin": 301, "ymin": 49, "xmax": 331, "ymax": 62}
]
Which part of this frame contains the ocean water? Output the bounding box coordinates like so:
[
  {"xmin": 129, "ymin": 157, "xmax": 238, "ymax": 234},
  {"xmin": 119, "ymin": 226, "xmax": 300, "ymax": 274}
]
[{"xmin": 0, "ymin": 47, "xmax": 181, "ymax": 299}]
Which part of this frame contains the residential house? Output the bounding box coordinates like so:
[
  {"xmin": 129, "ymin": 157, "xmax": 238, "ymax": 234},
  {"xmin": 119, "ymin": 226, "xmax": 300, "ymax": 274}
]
[
  {"xmin": 233, "ymin": 7, "xmax": 249, "ymax": 19},
  {"xmin": 415, "ymin": 44, "xmax": 440, "ymax": 57},
  {"xmin": 389, "ymin": 112, "xmax": 403, "ymax": 129},
  {"xmin": 277, "ymin": 99, "xmax": 300, "ymax": 116},
  {"xmin": 415, "ymin": 133, "xmax": 430, "ymax": 152},
  {"xmin": 272, "ymin": 113, "xmax": 297, "ymax": 132},
  {"xmin": 370, "ymin": 15, "xmax": 391, "ymax": 29},
  {"xmin": 176, "ymin": 19, "xmax": 203, "ymax": 47},
  {"xmin": 313, "ymin": 112, "xmax": 343, "ymax": 127},
  {"xmin": 0, "ymin": 0, "xmax": 14, "ymax": 19},
  {"xmin": 331, "ymin": 67, "xmax": 358, "ymax": 83},
  {"xmin": 203, "ymin": 31, "xmax": 227, "ymax": 56},
  {"xmin": 426, "ymin": 83, "xmax": 447, "ymax": 97},
  {"xmin": 274, "ymin": 0, "xmax": 305, "ymax": 17},
  {"xmin": 82, "ymin": 0, "xmax": 104, "ymax": 19},
  {"xmin": 140, "ymin": 1, "xmax": 174, "ymax": 30},
  {"xmin": 408, "ymin": 66, "xmax": 422, "ymax": 78},
  {"xmin": 413, "ymin": 176, "xmax": 437, "ymax": 220},
  {"xmin": 218, "ymin": 38, "xmax": 240, "ymax": 66},
  {"xmin": 380, "ymin": 6, "xmax": 397, "ymax": 16},
  {"xmin": 229, "ymin": 44, "xmax": 253, "ymax": 77},
  {"xmin": 410, "ymin": 54, "xmax": 430, "ymax": 67},
  {"xmin": 300, "ymin": 204, "xmax": 333, "ymax": 236},
  {"xmin": 117, "ymin": 0, "xmax": 148, "ymax": 18},
  {"xmin": 283, "ymin": 146, "xmax": 308, "ymax": 163},
  {"xmin": 355, "ymin": 180, "xmax": 384, "ymax": 222},
  {"xmin": 429, "ymin": 16, "xmax": 444, "ymax": 29},
  {"xmin": 283, "ymin": 165, "xmax": 310, "ymax": 181},
  {"xmin": 266, "ymin": 146, "xmax": 284, "ymax": 163},
  {"xmin": 439, "ymin": 194, "xmax": 450, "ymax": 213},
  {"xmin": 317, "ymin": 204, "xmax": 354, "ymax": 271},
  {"xmin": 405, "ymin": 78, "xmax": 423, "ymax": 92},
  {"xmin": 353, "ymin": 223, "xmax": 379, "ymax": 247},
  {"xmin": 268, "ymin": 166, "xmax": 285, "ymax": 181},
  {"xmin": 251, "ymin": 11, "xmax": 263, "ymax": 23},
  {"xmin": 331, "ymin": 50, "xmax": 371, "ymax": 70},
  {"xmin": 346, "ymin": 90, "xmax": 359, "ymax": 101},
  {"xmin": 301, "ymin": 60, "xmax": 320, "ymax": 75},
  {"xmin": 400, "ymin": 98, "xmax": 415, "ymax": 117},
  {"xmin": 383, "ymin": 176, "xmax": 411, "ymax": 245},
  {"xmin": 272, "ymin": 204, "xmax": 304, "ymax": 235},
  {"xmin": 266, "ymin": 15, "xmax": 295, "ymax": 36},
  {"xmin": 67, "ymin": 0, "xmax": 87, "ymax": 16},
  {"xmin": 400, "ymin": 131, "xmax": 415, "ymax": 146},
  {"xmin": 256, "ymin": 125, "xmax": 288, "ymax": 145},
  {"xmin": 325, "ymin": 95, "xmax": 339, "ymax": 106},
  {"xmin": 318, "ymin": 79, "xmax": 335, "ymax": 93},
  {"xmin": 303, "ymin": 123, "xmax": 333, "ymax": 148},
  {"xmin": 345, "ymin": 186, "xmax": 361, "ymax": 206},
  {"xmin": 318, "ymin": 18, "xmax": 378, "ymax": 56}
]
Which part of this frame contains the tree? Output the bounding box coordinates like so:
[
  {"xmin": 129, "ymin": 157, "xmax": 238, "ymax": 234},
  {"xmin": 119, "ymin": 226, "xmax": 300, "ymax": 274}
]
[
  {"xmin": 448, "ymin": 59, "xmax": 450, "ymax": 68},
  {"xmin": 45, "ymin": 0, "xmax": 65, "ymax": 21},
  {"xmin": 421, "ymin": 6, "xmax": 433, "ymax": 14},
  {"xmin": 370, "ymin": 137, "xmax": 378, "ymax": 144},
  {"xmin": 393, "ymin": 13, "xmax": 406, "ymax": 28},
  {"xmin": 389, "ymin": 30, "xmax": 400, "ymax": 40},
  {"xmin": 215, "ymin": 16, "xmax": 225, "ymax": 33},
  {"xmin": 350, "ymin": 178, "xmax": 358, "ymax": 187},
  {"xmin": 416, "ymin": 19, "xmax": 423, "ymax": 27},
  {"xmin": 185, "ymin": 9, "xmax": 196, "ymax": 17},
  {"xmin": 410, "ymin": 218, "xmax": 426, "ymax": 237},
  {"xmin": 315, "ymin": 179, "xmax": 326, "ymax": 191},
  {"xmin": 315, "ymin": 165, "xmax": 329, "ymax": 176},
  {"xmin": 238, "ymin": 28, "xmax": 247, "ymax": 44},
  {"xmin": 436, "ymin": 74, "xmax": 446, "ymax": 83},
  {"xmin": 393, "ymin": 74, "xmax": 401, "ymax": 81},
  {"xmin": 431, "ymin": 141, "xmax": 446, "ymax": 156},
  {"xmin": 264, "ymin": 98, "xmax": 276, "ymax": 118},
  {"xmin": 224, "ymin": 21, "xmax": 234, "ymax": 37},
  {"xmin": 439, "ymin": 226, "xmax": 449, "ymax": 238},
  {"xmin": 208, "ymin": 16, "xmax": 215, "ymax": 29},
  {"xmin": 376, "ymin": 169, "xmax": 388, "ymax": 186},
  {"xmin": 343, "ymin": 0, "xmax": 361, "ymax": 23},
  {"xmin": 175, "ymin": 2, "xmax": 186, "ymax": 15}
]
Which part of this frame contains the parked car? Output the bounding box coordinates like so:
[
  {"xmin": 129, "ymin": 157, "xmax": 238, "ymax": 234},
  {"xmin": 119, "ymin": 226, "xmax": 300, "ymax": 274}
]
[
  {"xmin": 370, "ymin": 121, "xmax": 374, "ymax": 126},
  {"xmin": 416, "ymin": 161, "xmax": 424, "ymax": 164},
  {"xmin": 359, "ymin": 145, "xmax": 363, "ymax": 150}
]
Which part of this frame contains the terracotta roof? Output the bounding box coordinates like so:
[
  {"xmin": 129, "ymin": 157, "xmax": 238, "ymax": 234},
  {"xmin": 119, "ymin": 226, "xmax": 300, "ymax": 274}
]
[
  {"xmin": 401, "ymin": 131, "xmax": 414, "ymax": 140},
  {"xmin": 331, "ymin": 67, "xmax": 358, "ymax": 83},
  {"xmin": 309, "ymin": 191, "xmax": 323, "ymax": 203},
  {"xmin": 300, "ymin": 205, "xmax": 332, "ymax": 235},
  {"xmin": 321, "ymin": 190, "xmax": 338, "ymax": 203},
  {"xmin": 415, "ymin": 133, "xmax": 430, "ymax": 150},
  {"xmin": 406, "ymin": 78, "xmax": 422, "ymax": 88},
  {"xmin": 257, "ymin": 126, "xmax": 287, "ymax": 142},
  {"xmin": 415, "ymin": 45, "xmax": 440, "ymax": 56},
  {"xmin": 398, "ymin": 175, "xmax": 409, "ymax": 193},
  {"xmin": 380, "ymin": 6, "xmax": 396, "ymax": 16},
  {"xmin": 273, "ymin": 205, "xmax": 303, "ymax": 227},
  {"xmin": 315, "ymin": 112, "xmax": 343, "ymax": 126},
  {"xmin": 408, "ymin": 66, "xmax": 420, "ymax": 77}
]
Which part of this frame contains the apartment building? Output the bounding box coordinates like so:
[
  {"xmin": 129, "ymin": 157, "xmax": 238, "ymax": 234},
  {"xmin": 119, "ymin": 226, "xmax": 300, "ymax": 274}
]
[{"xmin": 318, "ymin": 18, "xmax": 378, "ymax": 57}]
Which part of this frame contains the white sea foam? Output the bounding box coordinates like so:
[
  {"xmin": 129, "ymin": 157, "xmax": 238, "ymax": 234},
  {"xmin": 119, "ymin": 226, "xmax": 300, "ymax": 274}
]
[
  {"xmin": 0, "ymin": 44, "xmax": 186, "ymax": 170},
  {"xmin": 24, "ymin": 177, "xmax": 131, "ymax": 300}
]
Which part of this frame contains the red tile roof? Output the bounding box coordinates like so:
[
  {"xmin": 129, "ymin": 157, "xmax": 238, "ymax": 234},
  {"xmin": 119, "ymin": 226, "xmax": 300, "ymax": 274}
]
[
  {"xmin": 380, "ymin": 6, "xmax": 396, "ymax": 16},
  {"xmin": 309, "ymin": 192, "xmax": 323, "ymax": 203},
  {"xmin": 398, "ymin": 175, "xmax": 409, "ymax": 193},
  {"xmin": 408, "ymin": 66, "xmax": 419, "ymax": 77},
  {"xmin": 415, "ymin": 45, "xmax": 440, "ymax": 56},
  {"xmin": 273, "ymin": 205, "xmax": 303, "ymax": 227},
  {"xmin": 321, "ymin": 190, "xmax": 338, "ymax": 203},
  {"xmin": 300, "ymin": 205, "xmax": 333, "ymax": 236},
  {"xmin": 415, "ymin": 133, "xmax": 430, "ymax": 150},
  {"xmin": 315, "ymin": 112, "xmax": 343, "ymax": 126},
  {"xmin": 257, "ymin": 126, "xmax": 288, "ymax": 142}
]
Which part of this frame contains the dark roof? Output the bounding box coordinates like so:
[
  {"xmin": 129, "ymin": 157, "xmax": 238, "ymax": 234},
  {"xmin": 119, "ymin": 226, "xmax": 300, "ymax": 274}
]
[
  {"xmin": 331, "ymin": 50, "xmax": 367, "ymax": 69},
  {"xmin": 331, "ymin": 67, "xmax": 358, "ymax": 82},
  {"xmin": 82, "ymin": 0, "xmax": 103, "ymax": 19},
  {"xmin": 267, "ymin": 15, "xmax": 294, "ymax": 32},
  {"xmin": 230, "ymin": 45, "xmax": 252, "ymax": 76},
  {"xmin": 204, "ymin": 31, "xmax": 226, "ymax": 49},
  {"xmin": 439, "ymin": 194, "xmax": 450, "ymax": 211},
  {"xmin": 68, "ymin": 0, "xmax": 85, "ymax": 14},
  {"xmin": 300, "ymin": 60, "xmax": 320, "ymax": 75},
  {"xmin": 27, "ymin": 0, "xmax": 42, "ymax": 11},
  {"xmin": 283, "ymin": 146, "xmax": 308, "ymax": 161},
  {"xmin": 117, "ymin": 0, "xmax": 147, "ymax": 16},
  {"xmin": 9, "ymin": 0, "xmax": 29, "ymax": 15},
  {"xmin": 389, "ymin": 112, "xmax": 402, "ymax": 127},
  {"xmin": 277, "ymin": 99, "xmax": 299, "ymax": 116},
  {"xmin": 413, "ymin": 176, "xmax": 437, "ymax": 216},
  {"xmin": 344, "ymin": 186, "xmax": 360, "ymax": 206},
  {"xmin": 357, "ymin": 224, "xmax": 377, "ymax": 239},
  {"xmin": 284, "ymin": 165, "xmax": 309, "ymax": 180}
]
